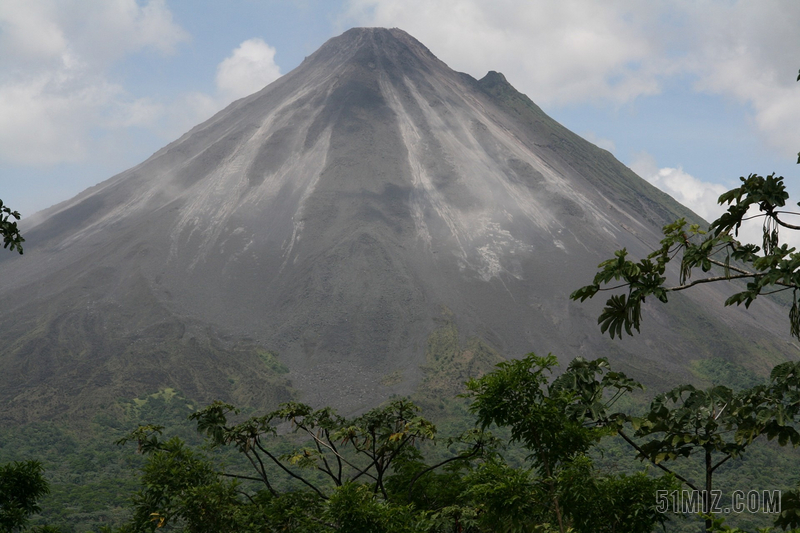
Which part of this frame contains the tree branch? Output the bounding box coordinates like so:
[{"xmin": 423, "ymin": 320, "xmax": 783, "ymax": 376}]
[
  {"xmin": 307, "ymin": 430, "xmax": 366, "ymax": 483},
  {"xmin": 308, "ymin": 431, "xmax": 338, "ymax": 485},
  {"xmin": 325, "ymin": 429, "xmax": 344, "ymax": 484},
  {"xmin": 243, "ymin": 447, "xmax": 277, "ymax": 496},
  {"xmin": 221, "ymin": 472, "xmax": 267, "ymax": 483},
  {"xmin": 774, "ymin": 217, "xmax": 800, "ymax": 231},
  {"xmin": 595, "ymin": 283, "xmax": 631, "ymax": 292},
  {"xmin": 253, "ymin": 439, "xmax": 329, "ymax": 499},
  {"xmin": 406, "ymin": 446, "xmax": 482, "ymax": 501},
  {"xmin": 235, "ymin": 488, "xmax": 257, "ymax": 505},
  {"xmin": 617, "ymin": 430, "xmax": 699, "ymax": 492},
  {"xmin": 707, "ymin": 257, "xmax": 753, "ymax": 276},
  {"xmin": 710, "ymin": 453, "xmax": 734, "ymax": 474},
  {"xmin": 667, "ymin": 273, "xmax": 754, "ymax": 292}
]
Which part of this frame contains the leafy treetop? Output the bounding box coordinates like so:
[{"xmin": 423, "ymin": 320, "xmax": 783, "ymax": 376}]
[
  {"xmin": 0, "ymin": 199, "xmax": 23, "ymax": 254},
  {"xmin": 572, "ymin": 72, "xmax": 800, "ymax": 340},
  {"xmin": 572, "ymin": 171, "xmax": 800, "ymax": 339}
]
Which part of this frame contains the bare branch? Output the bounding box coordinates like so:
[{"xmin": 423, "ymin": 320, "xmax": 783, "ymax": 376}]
[
  {"xmin": 774, "ymin": 217, "xmax": 800, "ymax": 231},
  {"xmin": 707, "ymin": 258, "xmax": 753, "ymax": 276},
  {"xmin": 595, "ymin": 283, "xmax": 632, "ymax": 292},
  {"xmin": 710, "ymin": 453, "xmax": 735, "ymax": 474},
  {"xmin": 307, "ymin": 429, "xmax": 365, "ymax": 481},
  {"xmin": 222, "ymin": 472, "xmax": 266, "ymax": 483},
  {"xmin": 243, "ymin": 448, "xmax": 276, "ymax": 496},
  {"xmin": 253, "ymin": 439, "xmax": 329, "ymax": 499},
  {"xmin": 667, "ymin": 273, "xmax": 754, "ymax": 292},
  {"xmin": 618, "ymin": 430, "xmax": 699, "ymax": 492}
]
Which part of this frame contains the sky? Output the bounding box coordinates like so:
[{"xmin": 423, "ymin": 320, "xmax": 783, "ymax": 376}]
[{"xmin": 1, "ymin": 0, "xmax": 799, "ymax": 240}]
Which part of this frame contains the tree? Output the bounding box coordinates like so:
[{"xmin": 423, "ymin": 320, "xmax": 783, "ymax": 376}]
[
  {"xmin": 615, "ymin": 365, "xmax": 800, "ymax": 533},
  {"xmin": 465, "ymin": 353, "xmax": 677, "ymax": 533},
  {"xmin": 464, "ymin": 352, "xmax": 800, "ymax": 532},
  {"xmin": 113, "ymin": 428, "xmax": 244, "ymax": 533},
  {"xmin": 571, "ymin": 174, "xmax": 800, "ymax": 340},
  {"xmin": 117, "ymin": 382, "xmax": 685, "ymax": 533},
  {"xmin": 188, "ymin": 398, "xmax": 472, "ymax": 501},
  {"xmin": 0, "ymin": 200, "xmax": 23, "ymax": 255},
  {"xmin": 570, "ymin": 72, "xmax": 800, "ymax": 529},
  {"xmin": 116, "ymin": 399, "xmax": 494, "ymax": 532},
  {"xmin": 571, "ymin": 71, "xmax": 800, "ymax": 340},
  {"xmin": 0, "ymin": 460, "xmax": 49, "ymax": 533}
]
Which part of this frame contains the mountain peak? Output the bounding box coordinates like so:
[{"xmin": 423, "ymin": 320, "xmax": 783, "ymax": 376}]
[
  {"xmin": 479, "ymin": 70, "xmax": 509, "ymax": 87},
  {"xmin": 301, "ymin": 26, "xmax": 442, "ymax": 73},
  {"xmin": 321, "ymin": 27, "xmax": 431, "ymax": 52}
]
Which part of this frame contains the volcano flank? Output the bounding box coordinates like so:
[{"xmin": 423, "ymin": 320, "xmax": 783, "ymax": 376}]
[{"xmin": 0, "ymin": 28, "xmax": 793, "ymax": 422}]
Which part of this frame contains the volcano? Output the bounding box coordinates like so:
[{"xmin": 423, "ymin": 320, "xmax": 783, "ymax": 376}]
[{"xmin": 0, "ymin": 28, "xmax": 792, "ymax": 422}]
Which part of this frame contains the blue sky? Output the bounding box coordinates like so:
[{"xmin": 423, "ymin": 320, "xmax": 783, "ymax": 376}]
[{"xmin": 1, "ymin": 0, "xmax": 799, "ymax": 231}]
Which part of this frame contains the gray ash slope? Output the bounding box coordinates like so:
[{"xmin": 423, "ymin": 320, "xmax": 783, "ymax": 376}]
[{"xmin": 0, "ymin": 28, "xmax": 792, "ymax": 421}]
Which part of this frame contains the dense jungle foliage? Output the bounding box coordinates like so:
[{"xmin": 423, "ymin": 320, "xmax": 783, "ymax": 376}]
[{"xmin": 3, "ymin": 350, "xmax": 800, "ymax": 533}]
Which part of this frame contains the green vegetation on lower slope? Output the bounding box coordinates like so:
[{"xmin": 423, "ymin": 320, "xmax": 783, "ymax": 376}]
[
  {"xmin": 0, "ymin": 273, "xmax": 295, "ymax": 425},
  {"xmin": 414, "ymin": 318, "xmax": 800, "ymax": 532},
  {"xmin": 414, "ymin": 307, "xmax": 504, "ymax": 411},
  {"xmin": 0, "ymin": 370, "xmax": 295, "ymax": 532},
  {"xmin": 2, "ymin": 313, "xmax": 799, "ymax": 532},
  {"xmin": 0, "ymin": 390, "xmax": 196, "ymax": 530}
]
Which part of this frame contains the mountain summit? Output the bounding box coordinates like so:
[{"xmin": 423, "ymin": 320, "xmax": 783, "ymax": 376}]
[{"xmin": 0, "ymin": 28, "xmax": 791, "ymax": 421}]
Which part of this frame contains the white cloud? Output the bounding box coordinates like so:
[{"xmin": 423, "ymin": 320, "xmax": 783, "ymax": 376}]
[
  {"xmin": 0, "ymin": 0, "xmax": 189, "ymax": 166},
  {"xmin": 630, "ymin": 151, "xmax": 727, "ymax": 222},
  {"xmin": 628, "ymin": 151, "xmax": 800, "ymax": 250},
  {"xmin": 0, "ymin": 0, "xmax": 283, "ymax": 166},
  {"xmin": 0, "ymin": 81, "xmax": 80, "ymax": 165},
  {"xmin": 683, "ymin": 2, "xmax": 800, "ymax": 159},
  {"xmin": 154, "ymin": 39, "xmax": 284, "ymax": 141},
  {"xmin": 216, "ymin": 38, "xmax": 282, "ymax": 102},
  {"xmin": 344, "ymin": 0, "xmax": 667, "ymax": 105},
  {"xmin": 0, "ymin": 0, "xmax": 188, "ymax": 67},
  {"xmin": 345, "ymin": 0, "xmax": 800, "ymax": 158},
  {"xmin": 0, "ymin": 0, "xmax": 68, "ymax": 62}
]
